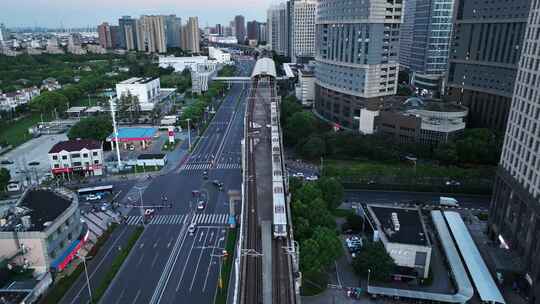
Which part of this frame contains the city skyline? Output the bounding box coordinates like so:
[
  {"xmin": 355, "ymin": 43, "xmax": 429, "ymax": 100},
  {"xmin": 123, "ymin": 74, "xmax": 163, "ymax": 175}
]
[{"xmin": 0, "ymin": 0, "xmax": 271, "ymax": 28}]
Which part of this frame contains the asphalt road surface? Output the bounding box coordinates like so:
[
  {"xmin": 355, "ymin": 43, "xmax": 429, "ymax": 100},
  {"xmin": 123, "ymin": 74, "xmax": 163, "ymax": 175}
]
[
  {"xmin": 98, "ymin": 59, "xmax": 254, "ymax": 304},
  {"xmin": 343, "ymin": 190, "xmax": 491, "ymax": 211}
]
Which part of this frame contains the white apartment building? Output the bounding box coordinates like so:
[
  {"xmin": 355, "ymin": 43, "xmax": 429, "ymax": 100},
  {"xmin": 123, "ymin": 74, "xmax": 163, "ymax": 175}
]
[
  {"xmin": 159, "ymin": 56, "xmax": 213, "ymax": 72},
  {"xmin": 208, "ymin": 47, "xmax": 232, "ymax": 64},
  {"xmin": 295, "ymin": 69, "xmax": 315, "ymax": 107},
  {"xmin": 292, "ymin": 0, "xmax": 317, "ymax": 62},
  {"xmin": 192, "ymin": 64, "xmax": 218, "ymax": 94},
  {"xmin": 48, "ymin": 139, "xmax": 104, "ymax": 176},
  {"xmin": 0, "ymin": 87, "xmax": 40, "ymax": 111},
  {"xmin": 208, "ymin": 35, "xmax": 238, "ymax": 44},
  {"xmin": 115, "ymin": 77, "xmax": 161, "ymax": 111}
]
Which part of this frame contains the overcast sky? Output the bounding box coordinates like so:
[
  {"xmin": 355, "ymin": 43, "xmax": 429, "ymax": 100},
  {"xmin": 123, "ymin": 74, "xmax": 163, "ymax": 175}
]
[{"xmin": 1, "ymin": 0, "xmax": 273, "ymax": 28}]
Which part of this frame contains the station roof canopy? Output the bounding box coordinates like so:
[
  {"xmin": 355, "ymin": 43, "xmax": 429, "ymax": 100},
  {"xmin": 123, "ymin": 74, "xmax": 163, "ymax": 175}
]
[
  {"xmin": 251, "ymin": 57, "xmax": 277, "ymax": 79},
  {"xmin": 368, "ymin": 205, "xmax": 429, "ymax": 246},
  {"xmin": 444, "ymin": 211, "xmax": 506, "ymax": 304},
  {"xmin": 108, "ymin": 127, "xmax": 158, "ymax": 142},
  {"xmin": 66, "ymin": 106, "xmax": 87, "ymax": 114}
]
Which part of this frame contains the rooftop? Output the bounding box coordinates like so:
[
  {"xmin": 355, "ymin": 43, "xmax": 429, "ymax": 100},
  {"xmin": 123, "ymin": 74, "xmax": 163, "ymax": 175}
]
[
  {"xmin": 17, "ymin": 189, "xmax": 73, "ymax": 231},
  {"xmin": 137, "ymin": 153, "xmax": 166, "ymax": 160},
  {"xmin": 49, "ymin": 139, "xmax": 102, "ymax": 153},
  {"xmin": 108, "ymin": 127, "xmax": 158, "ymax": 141},
  {"xmin": 369, "ymin": 205, "xmax": 429, "ymax": 246},
  {"xmin": 118, "ymin": 77, "xmax": 158, "ymax": 85}
]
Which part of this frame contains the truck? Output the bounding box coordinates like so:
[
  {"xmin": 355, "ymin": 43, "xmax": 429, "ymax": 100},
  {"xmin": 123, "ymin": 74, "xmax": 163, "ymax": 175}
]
[{"xmin": 439, "ymin": 196, "xmax": 459, "ymax": 207}]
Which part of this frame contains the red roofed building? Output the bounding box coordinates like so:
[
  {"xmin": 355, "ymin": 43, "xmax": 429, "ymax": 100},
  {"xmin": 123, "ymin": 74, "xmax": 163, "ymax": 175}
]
[{"xmin": 48, "ymin": 139, "xmax": 104, "ymax": 176}]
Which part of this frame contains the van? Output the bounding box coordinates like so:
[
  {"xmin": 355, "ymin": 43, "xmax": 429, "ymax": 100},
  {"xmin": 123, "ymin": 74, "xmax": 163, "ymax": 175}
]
[{"xmin": 440, "ymin": 197, "xmax": 459, "ymax": 207}]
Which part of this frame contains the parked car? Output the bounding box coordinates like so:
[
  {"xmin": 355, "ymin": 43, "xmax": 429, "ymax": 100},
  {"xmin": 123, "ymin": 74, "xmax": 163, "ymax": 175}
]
[
  {"xmin": 0, "ymin": 160, "xmax": 14, "ymax": 165},
  {"xmin": 305, "ymin": 175, "xmax": 318, "ymax": 181},
  {"xmin": 85, "ymin": 194, "xmax": 102, "ymax": 201},
  {"xmin": 292, "ymin": 172, "xmax": 304, "ymax": 179},
  {"xmin": 445, "ymin": 180, "xmax": 461, "ymax": 186}
]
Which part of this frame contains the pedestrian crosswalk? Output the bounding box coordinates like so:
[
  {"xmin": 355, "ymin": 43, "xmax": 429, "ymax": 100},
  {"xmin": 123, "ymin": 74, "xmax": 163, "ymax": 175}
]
[
  {"xmin": 124, "ymin": 213, "xmax": 229, "ymax": 226},
  {"xmin": 180, "ymin": 163, "xmax": 241, "ymax": 171}
]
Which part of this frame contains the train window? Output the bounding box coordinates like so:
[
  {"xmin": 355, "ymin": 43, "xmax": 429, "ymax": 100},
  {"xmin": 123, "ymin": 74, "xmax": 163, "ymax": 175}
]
[
  {"xmin": 274, "ymin": 187, "xmax": 283, "ymax": 193},
  {"xmin": 275, "ymin": 206, "xmax": 285, "ymax": 213}
]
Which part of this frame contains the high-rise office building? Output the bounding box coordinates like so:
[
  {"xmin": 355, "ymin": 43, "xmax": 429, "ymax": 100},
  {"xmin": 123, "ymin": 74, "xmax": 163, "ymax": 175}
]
[
  {"xmin": 489, "ymin": 0, "xmax": 540, "ymax": 300},
  {"xmin": 138, "ymin": 15, "xmax": 167, "ymax": 53},
  {"xmin": 314, "ymin": 0, "xmax": 403, "ymax": 129},
  {"xmin": 215, "ymin": 24, "xmax": 223, "ymax": 36},
  {"xmin": 110, "ymin": 26, "xmax": 121, "ymax": 49},
  {"xmin": 291, "ymin": 0, "xmax": 317, "ymax": 62},
  {"xmin": 182, "ymin": 17, "xmax": 200, "ymax": 53},
  {"xmin": 0, "ymin": 23, "xmax": 8, "ymax": 42},
  {"xmin": 97, "ymin": 22, "xmax": 112, "ymax": 49},
  {"xmin": 267, "ymin": 2, "xmax": 290, "ymax": 56},
  {"xmin": 234, "ymin": 15, "xmax": 246, "ymax": 43},
  {"xmin": 247, "ymin": 20, "xmax": 259, "ymax": 41},
  {"xmin": 446, "ymin": 0, "xmax": 532, "ymax": 132},
  {"xmin": 119, "ymin": 16, "xmax": 138, "ymax": 50},
  {"xmin": 399, "ymin": 0, "xmax": 454, "ymax": 94},
  {"xmin": 258, "ymin": 22, "xmax": 267, "ymax": 43},
  {"xmin": 165, "ymin": 15, "xmax": 182, "ymax": 48}
]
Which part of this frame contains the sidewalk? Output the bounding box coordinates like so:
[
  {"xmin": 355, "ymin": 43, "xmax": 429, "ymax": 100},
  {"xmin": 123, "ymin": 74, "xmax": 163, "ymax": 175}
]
[{"xmin": 59, "ymin": 225, "xmax": 135, "ymax": 304}]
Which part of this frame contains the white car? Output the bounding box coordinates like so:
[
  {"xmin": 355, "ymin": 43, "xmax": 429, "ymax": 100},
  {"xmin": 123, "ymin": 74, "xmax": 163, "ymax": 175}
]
[
  {"xmin": 188, "ymin": 223, "xmax": 197, "ymax": 235},
  {"xmin": 305, "ymin": 175, "xmax": 319, "ymax": 181},
  {"xmin": 197, "ymin": 200, "xmax": 206, "ymax": 210},
  {"xmin": 292, "ymin": 172, "xmax": 305, "ymax": 179},
  {"xmin": 85, "ymin": 194, "xmax": 101, "ymax": 201}
]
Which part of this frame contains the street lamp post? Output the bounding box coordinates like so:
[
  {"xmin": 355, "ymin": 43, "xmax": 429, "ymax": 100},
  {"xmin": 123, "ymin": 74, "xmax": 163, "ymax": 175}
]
[
  {"xmin": 77, "ymin": 254, "xmax": 93, "ymax": 301},
  {"xmin": 135, "ymin": 186, "xmax": 145, "ymax": 227}
]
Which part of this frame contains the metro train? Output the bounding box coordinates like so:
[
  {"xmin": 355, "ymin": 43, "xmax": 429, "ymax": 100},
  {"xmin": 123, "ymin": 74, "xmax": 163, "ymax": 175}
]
[{"xmin": 270, "ymin": 100, "xmax": 288, "ymax": 238}]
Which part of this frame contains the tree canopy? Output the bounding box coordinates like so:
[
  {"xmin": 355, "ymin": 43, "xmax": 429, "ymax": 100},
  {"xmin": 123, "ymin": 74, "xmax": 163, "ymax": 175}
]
[
  {"xmin": 29, "ymin": 91, "xmax": 69, "ymax": 116},
  {"xmin": 0, "ymin": 168, "xmax": 11, "ymax": 192},
  {"xmin": 67, "ymin": 116, "xmax": 113, "ymax": 141},
  {"xmin": 317, "ymin": 177, "xmax": 344, "ymax": 210},
  {"xmin": 352, "ymin": 241, "xmax": 396, "ymax": 282}
]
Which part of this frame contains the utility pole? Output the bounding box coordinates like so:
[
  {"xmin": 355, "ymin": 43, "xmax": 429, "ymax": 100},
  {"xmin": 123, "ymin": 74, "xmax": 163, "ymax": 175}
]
[
  {"xmin": 77, "ymin": 254, "xmax": 93, "ymax": 302},
  {"xmin": 109, "ymin": 96, "xmax": 122, "ymax": 169},
  {"xmin": 186, "ymin": 118, "xmax": 192, "ymax": 150}
]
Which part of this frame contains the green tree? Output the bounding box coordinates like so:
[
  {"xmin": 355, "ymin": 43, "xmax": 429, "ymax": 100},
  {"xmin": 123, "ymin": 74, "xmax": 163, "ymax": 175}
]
[
  {"xmin": 312, "ymin": 227, "xmax": 343, "ymax": 268},
  {"xmin": 300, "ymin": 136, "xmax": 326, "ymax": 160},
  {"xmin": 0, "ymin": 168, "xmax": 11, "ymax": 192},
  {"xmin": 280, "ymin": 96, "xmax": 303, "ymax": 126},
  {"xmin": 61, "ymin": 85, "xmax": 83, "ymax": 104},
  {"xmin": 352, "ymin": 241, "xmax": 396, "ymax": 282},
  {"xmin": 300, "ymin": 239, "xmax": 323, "ymax": 273},
  {"xmin": 29, "ymin": 91, "xmax": 69, "ymax": 115},
  {"xmin": 295, "ymin": 183, "xmax": 323, "ymax": 205},
  {"xmin": 67, "ymin": 116, "xmax": 113, "ymax": 141},
  {"xmin": 434, "ymin": 142, "xmax": 458, "ymax": 164},
  {"xmin": 284, "ymin": 111, "xmax": 316, "ymax": 145},
  {"xmin": 317, "ymin": 177, "xmax": 344, "ymax": 210}
]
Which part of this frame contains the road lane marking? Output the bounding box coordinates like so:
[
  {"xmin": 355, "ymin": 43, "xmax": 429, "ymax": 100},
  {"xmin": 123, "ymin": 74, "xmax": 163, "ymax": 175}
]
[
  {"xmin": 203, "ymin": 229, "xmax": 223, "ymax": 291},
  {"xmin": 176, "ymin": 227, "xmax": 207, "ymax": 292},
  {"xmin": 190, "ymin": 229, "xmax": 212, "ymax": 291},
  {"xmin": 133, "ymin": 289, "xmax": 142, "ymax": 304}
]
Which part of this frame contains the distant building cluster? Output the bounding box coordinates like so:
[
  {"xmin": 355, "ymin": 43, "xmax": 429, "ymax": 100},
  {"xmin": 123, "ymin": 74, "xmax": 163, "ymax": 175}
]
[{"xmin": 97, "ymin": 15, "xmax": 200, "ymax": 54}]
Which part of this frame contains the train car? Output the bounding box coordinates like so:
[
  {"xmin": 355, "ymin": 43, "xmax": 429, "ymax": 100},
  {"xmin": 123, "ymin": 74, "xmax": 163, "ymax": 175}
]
[{"xmin": 273, "ymin": 181, "xmax": 287, "ymax": 238}]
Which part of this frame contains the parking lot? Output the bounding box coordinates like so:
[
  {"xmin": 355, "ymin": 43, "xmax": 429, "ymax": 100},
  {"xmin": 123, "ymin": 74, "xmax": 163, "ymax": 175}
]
[{"xmin": 0, "ymin": 133, "xmax": 68, "ymax": 184}]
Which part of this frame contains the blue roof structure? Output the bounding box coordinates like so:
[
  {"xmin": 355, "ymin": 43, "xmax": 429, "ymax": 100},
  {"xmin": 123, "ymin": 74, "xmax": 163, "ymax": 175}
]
[{"xmin": 108, "ymin": 127, "xmax": 158, "ymax": 141}]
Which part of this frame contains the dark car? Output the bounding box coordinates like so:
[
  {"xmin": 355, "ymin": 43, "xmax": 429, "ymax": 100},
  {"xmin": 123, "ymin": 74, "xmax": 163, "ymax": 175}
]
[
  {"xmin": 213, "ymin": 180, "xmax": 224, "ymax": 190},
  {"xmin": 202, "ymin": 170, "xmax": 208, "ymax": 179},
  {"xmin": 0, "ymin": 160, "xmax": 13, "ymax": 165}
]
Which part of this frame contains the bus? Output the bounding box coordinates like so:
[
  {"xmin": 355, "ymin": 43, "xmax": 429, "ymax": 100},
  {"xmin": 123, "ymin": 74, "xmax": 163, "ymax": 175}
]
[{"xmin": 77, "ymin": 185, "xmax": 114, "ymax": 198}]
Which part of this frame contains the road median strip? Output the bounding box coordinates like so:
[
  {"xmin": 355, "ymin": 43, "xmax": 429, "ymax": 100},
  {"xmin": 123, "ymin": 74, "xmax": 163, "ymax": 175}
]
[
  {"xmin": 90, "ymin": 226, "xmax": 144, "ymax": 303},
  {"xmin": 214, "ymin": 228, "xmax": 237, "ymax": 304}
]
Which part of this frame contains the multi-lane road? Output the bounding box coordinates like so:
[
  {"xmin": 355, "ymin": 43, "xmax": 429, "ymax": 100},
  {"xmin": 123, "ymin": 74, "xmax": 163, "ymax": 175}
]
[{"xmin": 93, "ymin": 59, "xmax": 254, "ymax": 304}]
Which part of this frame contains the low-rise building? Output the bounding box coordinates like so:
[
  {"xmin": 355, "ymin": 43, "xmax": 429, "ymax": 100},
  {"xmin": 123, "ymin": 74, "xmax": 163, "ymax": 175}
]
[
  {"xmin": 208, "ymin": 47, "xmax": 232, "ymax": 64},
  {"xmin": 366, "ymin": 204, "xmax": 432, "ymax": 279},
  {"xmin": 137, "ymin": 154, "xmax": 167, "ymax": 167},
  {"xmin": 48, "ymin": 139, "xmax": 104, "ymax": 176},
  {"xmin": 158, "ymin": 56, "xmax": 214, "ymax": 72},
  {"xmin": 115, "ymin": 77, "xmax": 161, "ymax": 111},
  {"xmin": 41, "ymin": 78, "xmax": 61, "ymax": 91},
  {"xmin": 0, "ymin": 87, "xmax": 40, "ymax": 111},
  {"xmin": 375, "ymin": 97, "xmax": 468, "ymax": 145},
  {"xmin": 0, "ymin": 188, "xmax": 83, "ymax": 274}
]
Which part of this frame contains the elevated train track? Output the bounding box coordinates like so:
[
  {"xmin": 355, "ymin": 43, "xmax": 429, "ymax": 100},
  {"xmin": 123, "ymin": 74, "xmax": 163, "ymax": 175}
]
[{"xmin": 238, "ymin": 57, "xmax": 296, "ymax": 304}]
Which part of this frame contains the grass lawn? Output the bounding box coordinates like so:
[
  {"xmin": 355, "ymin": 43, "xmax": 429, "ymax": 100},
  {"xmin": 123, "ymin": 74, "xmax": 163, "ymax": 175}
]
[
  {"xmin": 215, "ymin": 228, "xmax": 237, "ymax": 304},
  {"xmin": 0, "ymin": 113, "xmax": 47, "ymax": 148},
  {"xmin": 324, "ymin": 159, "xmax": 496, "ymax": 180}
]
